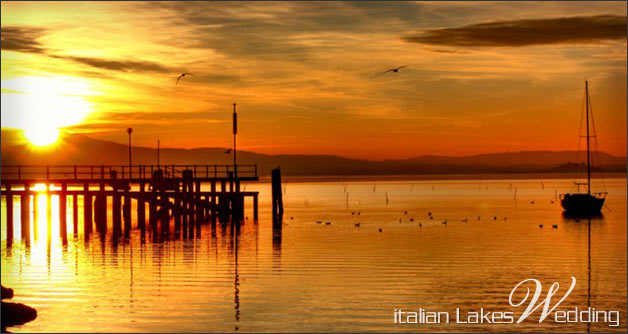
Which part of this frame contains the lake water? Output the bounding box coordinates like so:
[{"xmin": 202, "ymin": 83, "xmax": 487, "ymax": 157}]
[{"xmin": 2, "ymin": 177, "xmax": 626, "ymax": 333}]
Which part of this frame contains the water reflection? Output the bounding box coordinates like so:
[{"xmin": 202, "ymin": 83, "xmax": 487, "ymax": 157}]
[{"xmin": 1, "ymin": 178, "xmax": 626, "ymax": 332}]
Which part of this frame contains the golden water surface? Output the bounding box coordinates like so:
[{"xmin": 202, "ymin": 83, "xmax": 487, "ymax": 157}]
[{"xmin": 1, "ymin": 177, "xmax": 626, "ymax": 332}]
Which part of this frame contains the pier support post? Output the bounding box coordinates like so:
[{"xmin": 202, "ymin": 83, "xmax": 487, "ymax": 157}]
[
  {"xmin": 149, "ymin": 194, "xmax": 157, "ymax": 233},
  {"xmin": 95, "ymin": 182, "xmax": 107, "ymax": 234},
  {"xmin": 160, "ymin": 193, "xmax": 169, "ymax": 236},
  {"xmin": 123, "ymin": 192, "xmax": 131, "ymax": 237},
  {"xmin": 73, "ymin": 194, "xmax": 78, "ymax": 236},
  {"xmin": 6, "ymin": 184, "xmax": 14, "ymax": 243},
  {"xmin": 59, "ymin": 183, "xmax": 68, "ymax": 243},
  {"xmin": 83, "ymin": 183, "xmax": 93, "ymax": 235},
  {"xmin": 20, "ymin": 184, "xmax": 30, "ymax": 242},
  {"xmin": 113, "ymin": 191, "xmax": 122, "ymax": 238},
  {"xmin": 174, "ymin": 190, "xmax": 181, "ymax": 236},
  {"xmin": 138, "ymin": 183, "xmax": 146, "ymax": 232}
]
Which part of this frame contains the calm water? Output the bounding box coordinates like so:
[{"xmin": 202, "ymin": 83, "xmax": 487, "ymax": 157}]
[{"xmin": 1, "ymin": 177, "xmax": 626, "ymax": 333}]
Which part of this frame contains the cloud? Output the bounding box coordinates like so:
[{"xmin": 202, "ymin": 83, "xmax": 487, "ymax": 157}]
[
  {"xmin": 1, "ymin": 25, "xmax": 171, "ymax": 73},
  {"xmin": 1, "ymin": 26, "xmax": 47, "ymax": 53},
  {"xmin": 51, "ymin": 55, "xmax": 172, "ymax": 73},
  {"xmin": 404, "ymin": 15, "xmax": 627, "ymax": 47}
]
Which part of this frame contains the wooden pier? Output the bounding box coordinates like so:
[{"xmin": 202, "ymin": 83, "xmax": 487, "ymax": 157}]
[{"xmin": 1, "ymin": 165, "xmax": 260, "ymax": 243}]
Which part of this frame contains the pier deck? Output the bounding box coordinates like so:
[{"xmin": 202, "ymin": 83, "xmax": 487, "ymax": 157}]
[{"xmin": 1, "ymin": 164, "xmax": 260, "ymax": 244}]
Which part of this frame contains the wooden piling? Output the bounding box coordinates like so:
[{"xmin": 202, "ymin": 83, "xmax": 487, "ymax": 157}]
[
  {"xmin": 123, "ymin": 193, "xmax": 131, "ymax": 237},
  {"xmin": 149, "ymin": 194, "xmax": 157, "ymax": 232},
  {"xmin": 174, "ymin": 192, "xmax": 181, "ymax": 235},
  {"xmin": 59, "ymin": 183, "xmax": 68, "ymax": 243},
  {"xmin": 137, "ymin": 182, "xmax": 146, "ymax": 231},
  {"xmin": 6, "ymin": 184, "xmax": 14, "ymax": 242},
  {"xmin": 20, "ymin": 184, "xmax": 30, "ymax": 241},
  {"xmin": 253, "ymin": 193, "xmax": 259, "ymax": 221},
  {"xmin": 113, "ymin": 192, "xmax": 122, "ymax": 237},
  {"xmin": 83, "ymin": 184, "xmax": 93, "ymax": 235},
  {"xmin": 95, "ymin": 183, "xmax": 107, "ymax": 233},
  {"xmin": 32, "ymin": 193, "xmax": 38, "ymax": 239},
  {"xmin": 271, "ymin": 168, "xmax": 284, "ymax": 225},
  {"xmin": 73, "ymin": 194, "xmax": 78, "ymax": 236}
]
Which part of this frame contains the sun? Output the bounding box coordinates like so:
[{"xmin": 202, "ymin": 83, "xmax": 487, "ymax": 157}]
[
  {"xmin": 1, "ymin": 75, "xmax": 96, "ymax": 147},
  {"xmin": 24, "ymin": 126, "xmax": 60, "ymax": 147}
]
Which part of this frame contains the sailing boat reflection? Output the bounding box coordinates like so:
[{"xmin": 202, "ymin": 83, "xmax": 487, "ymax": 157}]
[{"xmin": 231, "ymin": 221, "xmax": 241, "ymax": 332}]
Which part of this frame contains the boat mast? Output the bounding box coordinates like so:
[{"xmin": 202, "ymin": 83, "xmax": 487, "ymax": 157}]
[{"xmin": 585, "ymin": 81, "xmax": 591, "ymax": 196}]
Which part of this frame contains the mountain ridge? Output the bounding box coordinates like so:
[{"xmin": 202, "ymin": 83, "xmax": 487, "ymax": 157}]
[{"xmin": 1, "ymin": 129, "xmax": 625, "ymax": 176}]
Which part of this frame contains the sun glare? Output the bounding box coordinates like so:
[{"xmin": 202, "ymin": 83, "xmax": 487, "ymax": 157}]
[
  {"xmin": 25, "ymin": 126, "xmax": 60, "ymax": 147},
  {"xmin": 1, "ymin": 76, "xmax": 96, "ymax": 147}
]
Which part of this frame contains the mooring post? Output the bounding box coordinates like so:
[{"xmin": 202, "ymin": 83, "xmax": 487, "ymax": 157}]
[
  {"xmin": 271, "ymin": 168, "xmax": 284, "ymax": 226},
  {"xmin": 72, "ymin": 193, "xmax": 78, "ymax": 236},
  {"xmin": 253, "ymin": 193, "xmax": 259, "ymax": 221},
  {"xmin": 20, "ymin": 183, "xmax": 30, "ymax": 241},
  {"xmin": 6, "ymin": 184, "xmax": 14, "ymax": 243},
  {"xmin": 59, "ymin": 183, "xmax": 68, "ymax": 243},
  {"xmin": 83, "ymin": 183, "xmax": 93, "ymax": 235}
]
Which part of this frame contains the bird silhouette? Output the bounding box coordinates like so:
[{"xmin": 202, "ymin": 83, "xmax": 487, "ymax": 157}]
[
  {"xmin": 382, "ymin": 65, "xmax": 411, "ymax": 74},
  {"xmin": 224, "ymin": 148, "xmax": 232, "ymax": 154},
  {"xmin": 175, "ymin": 72, "xmax": 192, "ymax": 85}
]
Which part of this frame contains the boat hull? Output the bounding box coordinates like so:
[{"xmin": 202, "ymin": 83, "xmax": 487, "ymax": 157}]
[{"xmin": 561, "ymin": 193, "xmax": 605, "ymax": 216}]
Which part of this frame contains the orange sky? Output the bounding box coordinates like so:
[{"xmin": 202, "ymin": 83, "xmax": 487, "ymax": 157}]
[{"xmin": 1, "ymin": 1, "xmax": 626, "ymax": 159}]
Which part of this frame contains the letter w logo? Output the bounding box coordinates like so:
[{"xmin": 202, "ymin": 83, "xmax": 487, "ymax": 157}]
[{"xmin": 508, "ymin": 277, "xmax": 576, "ymax": 323}]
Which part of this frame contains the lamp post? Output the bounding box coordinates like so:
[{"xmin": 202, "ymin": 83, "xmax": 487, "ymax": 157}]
[{"xmin": 127, "ymin": 127, "xmax": 133, "ymax": 177}]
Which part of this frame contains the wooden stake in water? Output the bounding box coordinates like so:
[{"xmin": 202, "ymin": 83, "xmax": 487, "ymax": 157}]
[
  {"xmin": 385, "ymin": 192, "xmax": 389, "ymax": 206},
  {"xmin": 514, "ymin": 187, "xmax": 518, "ymax": 203},
  {"xmin": 346, "ymin": 192, "xmax": 349, "ymax": 208}
]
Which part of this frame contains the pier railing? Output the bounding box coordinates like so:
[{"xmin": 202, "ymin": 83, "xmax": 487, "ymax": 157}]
[{"xmin": 0, "ymin": 164, "xmax": 258, "ymax": 182}]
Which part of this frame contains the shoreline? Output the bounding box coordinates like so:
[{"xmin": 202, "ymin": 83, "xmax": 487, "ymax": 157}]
[{"xmin": 258, "ymin": 172, "xmax": 627, "ymax": 183}]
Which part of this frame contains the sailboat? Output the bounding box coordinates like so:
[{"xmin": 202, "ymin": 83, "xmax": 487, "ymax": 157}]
[{"xmin": 560, "ymin": 81, "xmax": 607, "ymax": 216}]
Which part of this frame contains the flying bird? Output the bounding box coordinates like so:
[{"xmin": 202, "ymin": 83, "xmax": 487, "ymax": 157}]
[
  {"xmin": 175, "ymin": 72, "xmax": 192, "ymax": 85},
  {"xmin": 382, "ymin": 65, "xmax": 411, "ymax": 74}
]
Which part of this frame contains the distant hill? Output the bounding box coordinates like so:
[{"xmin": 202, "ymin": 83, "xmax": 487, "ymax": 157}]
[{"xmin": 1, "ymin": 129, "xmax": 625, "ymax": 177}]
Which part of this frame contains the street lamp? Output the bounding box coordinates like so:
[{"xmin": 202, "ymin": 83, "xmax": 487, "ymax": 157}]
[{"xmin": 127, "ymin": 127, "xmax": 133, "ymax": 176}]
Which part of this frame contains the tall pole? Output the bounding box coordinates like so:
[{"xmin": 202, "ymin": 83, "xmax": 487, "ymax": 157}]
[
  {"xmin": 585, "ymin": 81, "xmax": 591, "ymax": 196},
  {"xmin": 232, "ymin": 103, "xmax": 238, "ymax": 192},
  {"xmin": 157, "ymin": 139, "xmax": 160, "ymax": 168},
  {"xmin": 127, "ymin": 128, "xmax": 133, "ymax": 175}
]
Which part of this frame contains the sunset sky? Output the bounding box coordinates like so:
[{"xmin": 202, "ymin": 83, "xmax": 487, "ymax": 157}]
[{"xmin": 1, "ymin": 1, "xmax": 626, "ymax": 159}]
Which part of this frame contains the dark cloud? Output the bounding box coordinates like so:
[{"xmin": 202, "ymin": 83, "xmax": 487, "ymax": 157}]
[
  {"xmin": 404, "ymin": 15, "xmax": 627, "ymax": 47},
  {"xmin": 51, "ymin": 55, "xmax": 172, "ymax": 73},
  {"xmin": 2, "ymin": 26, "xmax": 171, "ymax": 73},
  {"xmin": 1, "ymin": 26, "xmax": 47, "ymax": 53}
]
